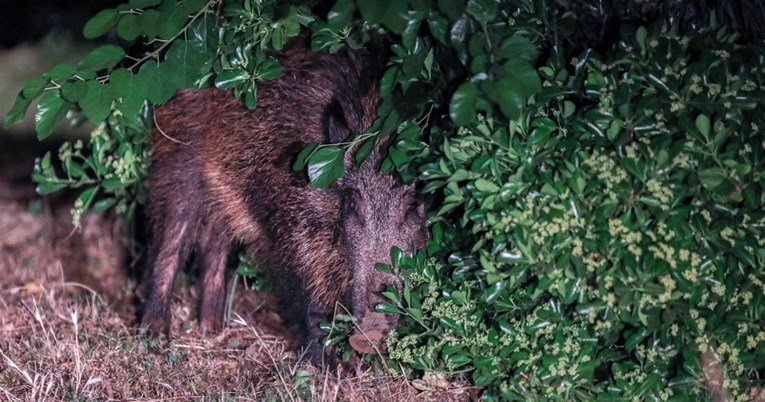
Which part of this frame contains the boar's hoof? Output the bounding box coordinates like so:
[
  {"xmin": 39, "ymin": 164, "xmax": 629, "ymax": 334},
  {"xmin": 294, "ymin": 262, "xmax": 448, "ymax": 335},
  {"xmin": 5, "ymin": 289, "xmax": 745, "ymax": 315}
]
[
  {"xmin": 304, "ymin": 342, "xmax": 340, "ymax": 369},
  {"xmin": 198, "ymin": 311, "xmax": 223, "ymax": 336},
  {"xmin": 140, "ymin": 312, "xmax": 171, "ymax": 339}
]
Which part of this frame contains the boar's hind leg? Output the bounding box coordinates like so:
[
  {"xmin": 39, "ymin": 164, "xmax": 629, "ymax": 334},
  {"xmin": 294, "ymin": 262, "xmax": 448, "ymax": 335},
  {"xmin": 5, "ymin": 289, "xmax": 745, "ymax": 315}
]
[
  {"xmin": 142, "ymin": 220, "xmax": 195, "ymax": 336},
  {"xmin": 197, "ymin": 222, "xmax": 233, "ymax": 334}
]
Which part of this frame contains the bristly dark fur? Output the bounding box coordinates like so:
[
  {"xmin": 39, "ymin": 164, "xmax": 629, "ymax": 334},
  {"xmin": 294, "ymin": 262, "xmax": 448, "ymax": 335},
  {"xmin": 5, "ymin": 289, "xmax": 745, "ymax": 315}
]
[{"xmin": 141, "ymin": 34, "xmax": 427, "ymax": 365}]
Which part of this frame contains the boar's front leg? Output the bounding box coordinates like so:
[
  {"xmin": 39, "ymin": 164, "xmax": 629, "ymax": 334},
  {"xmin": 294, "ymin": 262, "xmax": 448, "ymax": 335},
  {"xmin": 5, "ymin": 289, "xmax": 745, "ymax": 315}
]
[{"xmin": 305, "ymin": 301, "xmax": 340, "ymax": 367}]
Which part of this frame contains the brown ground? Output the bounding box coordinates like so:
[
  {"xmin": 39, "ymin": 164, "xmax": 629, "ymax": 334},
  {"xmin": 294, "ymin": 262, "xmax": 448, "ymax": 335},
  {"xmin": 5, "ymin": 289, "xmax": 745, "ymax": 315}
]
[{"xmin": 0, "ymin": 135, "xmax": 475, "ymax": 401}]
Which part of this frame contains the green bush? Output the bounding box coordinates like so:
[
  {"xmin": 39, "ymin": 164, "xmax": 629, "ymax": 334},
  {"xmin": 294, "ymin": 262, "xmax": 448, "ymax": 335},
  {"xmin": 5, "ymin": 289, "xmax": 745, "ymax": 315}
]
[
  {"xmin": 5, "ymin": 0, "xmax": 765, "ymax": 400},
  {"xmin": 382, "ymin": 7, "xmax": 765, "ymax": 402}
]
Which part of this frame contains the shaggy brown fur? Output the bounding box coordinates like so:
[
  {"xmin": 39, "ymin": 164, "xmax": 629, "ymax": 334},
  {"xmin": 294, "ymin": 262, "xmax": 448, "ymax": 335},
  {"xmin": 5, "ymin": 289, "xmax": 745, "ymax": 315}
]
[{"xmin": 142, "ymin": 34, "xmax": 428, "ymax": 365}]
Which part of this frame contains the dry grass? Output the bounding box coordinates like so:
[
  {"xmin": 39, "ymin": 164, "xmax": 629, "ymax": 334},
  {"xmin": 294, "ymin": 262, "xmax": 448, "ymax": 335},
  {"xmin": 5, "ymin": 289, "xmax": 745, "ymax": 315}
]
[
  {"xmin": 0, "ymin": 165, "xmax": 475, "ymax": 401},
  {"xmin": 0, "ymin": 286, "xmax": 468, "ymax": 401}
]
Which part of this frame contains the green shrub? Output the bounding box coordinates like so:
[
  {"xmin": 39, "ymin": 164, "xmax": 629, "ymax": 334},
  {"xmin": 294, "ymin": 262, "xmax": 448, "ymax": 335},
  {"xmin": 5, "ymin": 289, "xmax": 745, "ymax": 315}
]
[
  {"xmin": 5, "ymin": 0, "xmax": 765, "ymax": 400},
  {"xmin": 384, "ymin": 9, "xmax": 765, "ymax": 402}
]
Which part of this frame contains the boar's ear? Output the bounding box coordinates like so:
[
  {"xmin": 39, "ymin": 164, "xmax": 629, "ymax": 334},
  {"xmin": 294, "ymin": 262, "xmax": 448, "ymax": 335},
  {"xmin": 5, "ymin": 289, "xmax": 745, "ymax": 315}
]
[{"xmin": 323, "ymin": 98, "xmax": 352, "ymax": 144}]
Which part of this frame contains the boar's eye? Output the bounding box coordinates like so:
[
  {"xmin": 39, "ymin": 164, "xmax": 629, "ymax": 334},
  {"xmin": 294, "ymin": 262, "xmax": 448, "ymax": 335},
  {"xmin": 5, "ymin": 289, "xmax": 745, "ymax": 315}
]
[
  {"xmin": 346, "ymin": 192, "xmax": 360, "ymax": 216},
  {"xmin": 406, "ymin": 200, "xmax": 422, "ymax": 217}
]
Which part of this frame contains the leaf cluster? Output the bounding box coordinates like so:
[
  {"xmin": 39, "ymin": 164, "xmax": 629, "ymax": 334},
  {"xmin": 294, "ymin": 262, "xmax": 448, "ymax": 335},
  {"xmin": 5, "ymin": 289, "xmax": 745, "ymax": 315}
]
[{"xmin": 5, "ymin": 0, "xmax": 311, "ymax": 223}]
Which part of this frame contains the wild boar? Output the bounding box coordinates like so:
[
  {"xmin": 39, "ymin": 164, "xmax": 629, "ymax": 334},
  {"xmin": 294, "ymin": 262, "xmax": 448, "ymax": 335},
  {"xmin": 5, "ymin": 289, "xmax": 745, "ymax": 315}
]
[{"xmin": 141, "ymin": 34, "xmax": 428, "ymax": 365}]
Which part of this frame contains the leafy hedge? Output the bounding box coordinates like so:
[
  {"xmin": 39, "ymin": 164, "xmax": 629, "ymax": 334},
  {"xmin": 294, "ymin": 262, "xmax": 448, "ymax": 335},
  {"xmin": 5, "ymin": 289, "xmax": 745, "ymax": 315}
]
[
  {"xmin": 6, "ymin": 0, "xmax": 765, "ymax": 400},
  {"xmin": 386, "ymin": 12, "xmax": 765, "ymax": 401}
]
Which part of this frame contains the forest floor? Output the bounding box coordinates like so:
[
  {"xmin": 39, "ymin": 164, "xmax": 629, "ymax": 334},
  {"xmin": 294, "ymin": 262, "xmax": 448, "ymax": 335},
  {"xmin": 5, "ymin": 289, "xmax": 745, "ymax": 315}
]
[{"xmin": 0, "ymin": 134, "xmax": 475, "ymax": 401}]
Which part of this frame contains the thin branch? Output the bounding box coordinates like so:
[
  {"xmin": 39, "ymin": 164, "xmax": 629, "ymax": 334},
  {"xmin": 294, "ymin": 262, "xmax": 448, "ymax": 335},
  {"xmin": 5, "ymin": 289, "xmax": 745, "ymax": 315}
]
[{"xmin": 127, "ymin": 0, "xmax": 220, "ymax": 73}]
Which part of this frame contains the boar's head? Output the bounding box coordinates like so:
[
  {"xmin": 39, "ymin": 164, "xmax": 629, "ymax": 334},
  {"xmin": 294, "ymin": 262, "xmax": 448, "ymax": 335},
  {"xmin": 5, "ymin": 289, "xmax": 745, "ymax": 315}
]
[{"xmin": 336, "ymin": 145, "xmax": 428, "ymax": 339}]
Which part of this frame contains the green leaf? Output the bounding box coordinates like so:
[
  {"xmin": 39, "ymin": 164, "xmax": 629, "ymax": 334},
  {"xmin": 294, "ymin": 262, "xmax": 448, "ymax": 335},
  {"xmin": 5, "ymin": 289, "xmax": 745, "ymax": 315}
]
[
  {"xmin": 139, "ymin": 9, "xmax": 162, "ymax": 37},
  {"xmin": 117, "ymin": 13, "xmax": 142, "ymax": 41},
  {"xmin": 61, "ymin": 80, "xmax": 88, "ymax": 102},
  {"xmin": 256, "ymin": 57, "xmax": 282, "ymax": 80},
  {"xmin": 138, "ymin": 60, "xmax": 160, "ymax": 102},
  {"xmin": 64, "ymin": 159, "xmax": 86, "ymax": 179},
  {"xmin": 160, "ymin": 59, "xmax": 186, "ymax": 96},
  {"xmin": 165, "ymin": 39, "xmax": 211, "ymax": 87},
  {"xmin": 293, "ymin": 143, "xmax": 319, "ymax": 171},
  {"xmin": 376, "ymin": 303, "xmax": 403, "ymax": 315},
  {"xmin": 103, "ymin": 177, "xmax": 128, "ymax": 190},
  {"xmin": 730, "ymin": 161, "xmax": 751, "ymax": 177},
  {"xmin": 141, "ymin": 60, "xmax": 178, "ymax": 104},
  {"xmin": 698, "ymin": 167, "xmax": 726, "ymax": 191},
  {"xmin": 502, "ymin": 58, "xmax": 542, "ymax": 97},
  {"xmin": 35, "ymin": 91, "xmax": 69, "ymax": 140},
  {"xmin": 244, "ymin": 88, "xmax": 257, "ymax": 109},
  {"xmin": 307, "ymin": 146, "xmax": 346, "ymax": 188},
  {"xmin": 22, "ymin": 76, "xmax": 47, "ymax": 99},
  {"xmin": 37, "ymin": 180, "xmax": 69, "ymax": 196},
  {"xmin": 4, "ymin": 93, "xmax": 33, "ymax": 127},
  {"xmin": 449, "ymin": 82, "xmax": 478, "ymax": 126},
  {"xmin": 83, "ymin": 9, "xmax": 119, "ymax": 39},
  {"xmin": 158, "ymin": 0, "xmax": 188, "ymax": 40},
  {"xmin": 74, "ymin": 69, "xmax": 97, "ymax": 81},
  {"xmin": 354, "ymin": 137, "xmax": 375, "ymax": 166},
  {"xmin": 636, "ymin": 26, "xmax": 647, "ymax": 51},
  {"xmin": 215, "ymin": 69, "xmax": 250, "ymax": 90},
  {"xmin": 44, "ymin": 64, "xmax": 77, "ymax": 80},
  {"xmin": 624, "ymin": 328, "xmax": 648, "ymax": 351},
  {"xmin": 356, "ymin": 0, "xmax": 387, "ymax": 24},
  {"xmin": 474, "ymin": 178, "xmax": 499, "ymax": 193},
  {"xmin": 391, "ymin": 246, "xmax": 404, "ymax": 266},
  {"xmin": 695, "ymin": 114, "xmax": 710, "ymax": 138},
  {"xmin": 529, "ymin": 118, "xmax": 556, "ymax": 145},
  {"xmin": 183, "ymin": 0, "xmax": 208, "ymax": 14},
  {"xmin": 189, "ymin": 12, "xmax": 216, "ymax": 48},
  {"xmin": 328, "ymin": 0, "xmax": 354, "ymax": 31},
  {"xmin": 77, "ymin": 187, "xmax": 98, "ymax": 210},
  {"xmin": 110, "ymin": 68, "xmax": 149, "ymax": 116},
  {"xmin": 484, "ymin": 78, "xmax": 524, "ymax": 120},
  {"xmin": 92, "ymin": 198, "xmax": 117, "ymax": 213},
  {"xmin": 380, "ymin": 0, "xmax": 408, "ymax": 34},
  {"xmin": 427, "ymin": 16, "xmax": 448, "ymax": 44},
  {"xmin": 498, "ymin": 36, "xmax": 539, "ymax": 61},
  {"xmin": 271, "ymin": 26, "xmax": 284, "ymax": 51},
  {"xmin": 437, "ymin": 0, "xmax": 464, "ymax": 20},
  {"xmin": 563, "ymin": 100, "xmax": 575, "ymax": 117},
  {"xmin": 466, "ymin": 0, "xmax": 497, "ymax": 22},
  {"xmin": 80, "ymin": 81, "xmax": 116, "ymax": 123},
  {"xmin": 450, "ymin": 15, "xmax": 469, "ymax": 47},
  {"xmin": 79, "ymin": 45, "xmax": 125, "ymax": 71}
]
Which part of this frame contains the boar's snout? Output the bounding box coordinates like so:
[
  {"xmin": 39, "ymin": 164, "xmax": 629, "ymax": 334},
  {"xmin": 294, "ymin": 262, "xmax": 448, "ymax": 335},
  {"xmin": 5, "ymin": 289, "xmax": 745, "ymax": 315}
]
[{"xmin": 358, "ymin": 266, "xmax": 402, "ymax": 326}]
